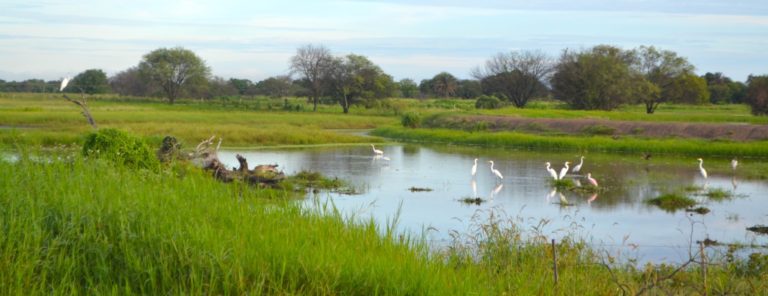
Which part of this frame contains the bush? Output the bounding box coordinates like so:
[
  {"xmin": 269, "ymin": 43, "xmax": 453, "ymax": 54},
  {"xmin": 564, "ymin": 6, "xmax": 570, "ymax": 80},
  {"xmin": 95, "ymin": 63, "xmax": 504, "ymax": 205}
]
[
  {"xmin": 82, "ymin": 128, "xmax": 158, "ymax": 169},
  {"xmin": 475, "ymin": 95, "xmax": 502, "ymax": 109},
  {"xmin": 401, "ymin": 112, "xmax": 422, "ymax": 128}
]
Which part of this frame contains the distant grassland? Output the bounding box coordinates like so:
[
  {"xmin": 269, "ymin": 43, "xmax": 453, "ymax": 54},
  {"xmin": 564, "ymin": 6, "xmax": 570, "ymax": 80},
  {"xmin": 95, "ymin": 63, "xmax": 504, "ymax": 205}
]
[{"xmin": 0, "ymin": 93, "xmax": 395, "ymax": 147}]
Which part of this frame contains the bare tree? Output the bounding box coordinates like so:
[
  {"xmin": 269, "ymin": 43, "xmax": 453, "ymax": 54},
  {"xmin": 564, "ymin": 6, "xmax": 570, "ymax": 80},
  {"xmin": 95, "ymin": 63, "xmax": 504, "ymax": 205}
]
[
  {"xmin": 473, "ymin": 50, "xmax": 553, "ymax": 108},
  {"xmin": 290, "ymin": 44, "xmax": 332, "ymax": 111}
]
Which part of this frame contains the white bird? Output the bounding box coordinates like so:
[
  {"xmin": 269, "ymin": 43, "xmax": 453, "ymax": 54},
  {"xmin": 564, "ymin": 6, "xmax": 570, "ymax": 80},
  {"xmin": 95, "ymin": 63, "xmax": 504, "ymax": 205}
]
[
  {"xmin": 59, "ymin": 77, "xmax": 70, "ymax": 91},
  {"xmin": 731, "ymin": 158, "xmax": 738, "ymax": 171},
  {"xmin": 558, "ymin": 161, "xmax": 570, "ymax": 180},
  {"xmin": 488, "ymin": 160, "xmax": 504, "ymax": 181},
  {"xmin": 587, "ymin": 173, "xmax": 598, "ymax": 187},
  {"xmin": 545, "ymin": 162, "xmax": 558, "ymax": 180},
  {"xmin": 571, "ymin": 156, "xmax": 584, "ymax": 173},
  {"xmin": 697, "ymin": 158, "xmax": 708, "ymax": 179},
  {"xmin": 370, "ymin": 144, "xmax": 383, "ymax": 156},
  {"xmin": 471, "ymin": 158, "xmax": 478, "ymax": 177}
]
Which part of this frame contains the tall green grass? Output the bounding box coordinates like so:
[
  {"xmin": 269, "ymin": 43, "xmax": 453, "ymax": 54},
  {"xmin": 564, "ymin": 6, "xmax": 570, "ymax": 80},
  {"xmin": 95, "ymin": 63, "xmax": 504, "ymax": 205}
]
[
  {"xmin": 373, "ymin": 126, "xmax": 768, "ymax": 158},
  {"xmin": 1, "ymin": 155, "xmax": 766, "ymax": 294}
]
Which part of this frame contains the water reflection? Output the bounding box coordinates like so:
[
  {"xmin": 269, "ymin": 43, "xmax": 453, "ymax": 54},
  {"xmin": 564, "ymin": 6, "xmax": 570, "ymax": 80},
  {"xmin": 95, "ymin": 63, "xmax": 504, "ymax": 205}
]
[{"xmin": 219, "ymin": 145, "xmax": 768, "ymax": 263}]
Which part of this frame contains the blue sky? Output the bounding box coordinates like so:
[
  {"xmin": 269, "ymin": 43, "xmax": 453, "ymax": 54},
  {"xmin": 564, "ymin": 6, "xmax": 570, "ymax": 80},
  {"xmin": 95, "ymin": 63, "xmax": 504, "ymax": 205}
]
[{"xmin": 1, "ymin": 0, "xmax": 766, "ymax": 82}]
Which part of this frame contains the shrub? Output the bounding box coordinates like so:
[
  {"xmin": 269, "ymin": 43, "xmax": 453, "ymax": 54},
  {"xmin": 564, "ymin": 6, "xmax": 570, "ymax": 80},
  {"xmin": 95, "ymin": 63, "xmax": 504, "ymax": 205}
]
[
  {"xmin": 475, "ymin": 95, "xmax": 502, "ymax": 109},
  {"xmin": 401, "ymin": 112, "xmax": 422, "ymax": 128},
  {"xmin": 82, "ymin": 128, "xmax": 158, "ymax": 169}
]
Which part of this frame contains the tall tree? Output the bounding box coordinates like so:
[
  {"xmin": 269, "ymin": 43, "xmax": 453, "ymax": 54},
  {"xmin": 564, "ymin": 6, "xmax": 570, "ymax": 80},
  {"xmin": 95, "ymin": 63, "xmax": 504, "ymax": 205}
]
[
  {"xmin": 745, "ymin": 75, "xmax": 768, "ymax": 116},
  {"xmin": 138, "ymin": 47, "xmax": 210, "ymax": 104},
  {"xmin": 397, "ymin": 78, "xmax": 418, "ymax": 98},
  {"xmin": 664, "ymin": 73, "xmax": 709, "ymax": 105},
  {"xmin": 110, "ymin": 67, "xmax": 158, "ymax": 97},
  {"xmin": 429, "ymin": 72, "xmax": 459, "ymax": 98},
  {"xmin": 324, "ymin": 54, "xmax": 394, "ymax": 113},
  {"xmin": 550, "ymin": 45, "xmax": 636, "ymax": 110},
  {"xmin": 456, "ymin": 79, "xmax": 482, "ymax": 99},
  {"xmin": 630, "ymin": 46, "xmax": 695, "ymax": 113},
  {"xmin": 256, "ymin": 75, "xmax": 294, "ymax": 98},
  {"xmin": 229, "ymin": 78, "xmax": 255, "ymax": 95},
  {"xmin": 67, "ymin": 69, "xmax": 111, "ymax": 94},
  {"xmin": 290, "ymin": 44, "xmax": 332, "ymax": 111},
  {"xmin": 473, "ymin": 50, "xmax": 553, "ymax": 107}
]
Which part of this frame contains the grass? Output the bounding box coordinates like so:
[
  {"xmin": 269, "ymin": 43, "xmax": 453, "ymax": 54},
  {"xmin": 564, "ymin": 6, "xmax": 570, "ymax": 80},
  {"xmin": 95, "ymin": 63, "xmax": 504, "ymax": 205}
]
[
  {"xmin": 646, "ymin": 193, "xmax": 697, "ymax": 212},
  {"xmin": 704, "ymin": 188, "xmax": 734, "ymax": 201},
  {"xmin": 1, "ymin": 152, "xmax": 767, "ymax": 294},
  {"xmin": 372, "ymin": 126, "xmax": 768, "ymax": 158}
]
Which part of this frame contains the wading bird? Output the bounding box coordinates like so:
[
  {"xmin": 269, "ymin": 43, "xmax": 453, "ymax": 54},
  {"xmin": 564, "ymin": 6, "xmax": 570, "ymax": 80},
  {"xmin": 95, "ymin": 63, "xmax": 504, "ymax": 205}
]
[
  {"xmin": 697, "ymin": 158, "xmax": 708, "ymax": 179},
  {"xmin": 59, "ymin": 77, "xmax": 70, "ymax": 91},
  {"xmin": 545, "ymin": 162, "xmax": 558, "ymax": 180},
  {"xmin": 571, "ymin": 156, "xmax": 584, "ymax": 173},
  {"xmin": 488, "ymin": 160, "xmax": 504, "ymax": 181},
  {"xmin": 731, "ymin": 158, "xmax": 738, "ymax": 171},
  {"xmin": 587, "ymin": 173, "xmax": 598, "ymax": 187},
  {"xmin": 471, "ymin": 158, "xmax": 478, "ymax": 177},
  {"xmin": 558, "ymin": 161, "xmax": 570, "ymax": 180},
  {"xmin": 370, "ymin": 144, "xmax": 383, "ymax": 156}
]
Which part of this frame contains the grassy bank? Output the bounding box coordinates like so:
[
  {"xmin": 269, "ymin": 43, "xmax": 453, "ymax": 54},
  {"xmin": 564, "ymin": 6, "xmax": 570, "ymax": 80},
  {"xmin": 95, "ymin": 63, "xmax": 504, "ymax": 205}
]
[
  {"xmin": 373, "ymin": 126, "xmax": 768, "ymax": 158},
  {"xmin": 0, "ymin": 94, "xmax": 395, "ymax": 147},
  {"xmin": 1, "ymin": 153, "xmax": 766, "ymax": 294}
]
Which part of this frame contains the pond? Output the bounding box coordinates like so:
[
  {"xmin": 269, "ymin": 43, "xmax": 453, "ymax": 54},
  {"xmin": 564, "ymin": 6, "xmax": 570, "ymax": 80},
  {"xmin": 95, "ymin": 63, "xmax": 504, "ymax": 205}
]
[{"xmin": 220, "ymin": 144, "xmax": 768, "ymax": 264}]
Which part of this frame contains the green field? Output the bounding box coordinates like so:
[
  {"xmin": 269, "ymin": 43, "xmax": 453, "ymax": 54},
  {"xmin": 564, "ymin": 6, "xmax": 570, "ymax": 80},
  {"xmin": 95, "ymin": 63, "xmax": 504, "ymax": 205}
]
[{"xmin": 2, "ymin": 93, "xmax": 768, "ymax": 294}]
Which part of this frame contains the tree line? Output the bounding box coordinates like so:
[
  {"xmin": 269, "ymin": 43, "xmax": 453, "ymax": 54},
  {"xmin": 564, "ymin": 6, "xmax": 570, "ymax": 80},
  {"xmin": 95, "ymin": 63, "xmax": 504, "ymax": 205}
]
[{"xmin": 1, "ymin": 44, "xmax": 766, "ymax": 115}]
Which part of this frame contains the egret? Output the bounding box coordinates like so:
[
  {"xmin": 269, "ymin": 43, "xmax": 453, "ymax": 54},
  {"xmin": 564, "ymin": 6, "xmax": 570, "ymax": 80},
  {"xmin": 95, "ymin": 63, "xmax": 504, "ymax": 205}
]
[
  {"xmin": 545, "ymin": 162, "xmax": 558, "ymax": 180},
  {"xmin": 586, "ymin": 173, "xmax": 598, "ymax": 187},
  {"xmin": 471, "ymin": 158, "xmax": 478, "ymax": 177},
  {"xmin": 59, "ymin": 77, "xmax": 70, "ymax": 91},
  {"xmin": 571, "ymin": 156, "xmax": 584, "ymax": 173},
  {"xmin": 558, "ymin": 161, "xmax": 570, "ymax": 180},
  {"xmin": 731, "ymin": 158, "xmax": 738, "ymax": 171},
  {"xmin": 697, "ymin": 158, "xmax": 708, "ymax": 179},
  {"xmin": 370, "ymin": 144, "xmax": 383, "ymax": 156},
  {"xmin": 488, "ymin": 160, "xmax": 504, "ymax": 181}
]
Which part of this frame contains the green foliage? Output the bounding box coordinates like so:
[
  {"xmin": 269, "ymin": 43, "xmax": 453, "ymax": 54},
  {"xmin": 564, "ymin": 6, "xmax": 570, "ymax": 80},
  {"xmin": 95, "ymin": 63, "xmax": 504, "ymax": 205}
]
[
  {"xmin": 138, "ymin": 47, "xmax": 211, "ymax": 104},
  {"xmin": 81, "ymin": 128, "xmax": 158, "ymax": 169},
  {"xmin": 475, "ymin": 95, "xmax": 502, "ymax": 109},
  {"xmin": 704, "ymin": 188, "xmax": 733, "ymax": 201},
  {"xmin": 646, "ymin": 193, "xmax": 696, "ymax": 212},
  {"xmin": 746, "ymin": 75, "xmax": 768, "ymax": 116},
  {"xmin": 401, "ymin": 112, "xmax": 422, "ymax": 128},
  {"xmin": 66, "ymin": 69, "xmax": 111, "ymax": 94}
]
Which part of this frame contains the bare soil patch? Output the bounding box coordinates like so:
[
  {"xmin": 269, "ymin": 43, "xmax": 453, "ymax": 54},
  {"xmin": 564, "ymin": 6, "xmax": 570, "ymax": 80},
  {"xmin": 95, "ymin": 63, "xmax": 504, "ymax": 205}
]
[{"xmin": 434, "ymin": 115, "xmax": 768, "ymax": 141}]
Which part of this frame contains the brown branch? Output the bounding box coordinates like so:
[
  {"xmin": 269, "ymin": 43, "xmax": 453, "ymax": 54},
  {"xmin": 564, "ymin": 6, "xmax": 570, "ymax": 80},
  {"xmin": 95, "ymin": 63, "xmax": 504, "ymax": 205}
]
[{"xmin": 63, "ymin": 94, "xmax": 97, "ymax": 129}]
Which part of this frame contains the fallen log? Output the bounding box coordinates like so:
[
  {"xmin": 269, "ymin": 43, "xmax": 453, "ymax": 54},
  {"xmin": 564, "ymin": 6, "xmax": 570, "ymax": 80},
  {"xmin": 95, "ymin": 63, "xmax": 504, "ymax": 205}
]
[{"xmin": 184, "ymin": 136, "xmax": 285, "ymax": 187}]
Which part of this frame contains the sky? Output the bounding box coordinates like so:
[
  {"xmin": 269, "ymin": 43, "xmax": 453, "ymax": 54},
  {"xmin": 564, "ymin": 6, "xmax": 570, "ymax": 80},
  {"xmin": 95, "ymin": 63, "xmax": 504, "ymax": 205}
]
[{"xmin": 1, "ymin": 0, "xmax": 767, "ymax": 82}]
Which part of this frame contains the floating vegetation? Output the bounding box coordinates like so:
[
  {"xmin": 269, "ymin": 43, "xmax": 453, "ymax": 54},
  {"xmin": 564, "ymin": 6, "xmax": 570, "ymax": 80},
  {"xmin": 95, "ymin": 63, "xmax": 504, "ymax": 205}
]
[
  {"xmin": 550, "ymin": 178, "xmax": 575, "ymax": 189},
  {"xmin": 646, "ymin": 193, "xmax": 696, "ymax": 213},
  {"xmin": 459, "ymin": 197, "xmax": 486, "ymax": 205},
  {"xmin": 704, "ymin": 188, "xmax": 734, "ymax": 201},
  {"xmin": 282, "ymin": 170, "xmax": 348, "ymax": 193},
  {"xmin": 408, "ymin": 186, "xmax": 433, "ymax": 192},
  {"xmin": 685, "ymin": 206, "xmax": 710, "ymax": 215},
  {"xmin": 682, "ymin": 185, "xmax": 703, "ymax": 192},
  {"xmin": 747, "ymin": 225, "xmax": 768, "ymax": 235}
]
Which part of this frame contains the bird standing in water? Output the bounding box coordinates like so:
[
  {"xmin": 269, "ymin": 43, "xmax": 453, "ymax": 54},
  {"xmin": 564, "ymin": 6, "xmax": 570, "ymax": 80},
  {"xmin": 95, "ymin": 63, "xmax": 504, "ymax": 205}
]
[
  {"xmin": 571, "ymin": 156, "xmax": 584, "ymax": 173},
  {"xmin": 587, "ymin": 173, "xmax": 598, "ymax": 187},
  {"xmin": 697, "ymin": 158, "xmax": 708, "ymax": 179},
  {"xmin": 471, "ymin": 158, "xmax": 478, "ymax": 177},
  {"xmin": 488, "ymin": 160, "xmax": 504, "ymax": 182},
  {"xmin": 558, "ymin": 161, "xmax": 570, "ymax": 180},
  {"xmin": 545, "ymin": 162, "xmax": 558, "ymax": 180}
]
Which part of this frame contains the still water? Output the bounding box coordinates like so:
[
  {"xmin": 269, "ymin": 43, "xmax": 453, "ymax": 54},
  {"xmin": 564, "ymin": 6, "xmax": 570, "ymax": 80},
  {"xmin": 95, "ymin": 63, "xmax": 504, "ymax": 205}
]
[{"xmin": 219, "ymin": 144, "xmax": 768, "ymax": 263}]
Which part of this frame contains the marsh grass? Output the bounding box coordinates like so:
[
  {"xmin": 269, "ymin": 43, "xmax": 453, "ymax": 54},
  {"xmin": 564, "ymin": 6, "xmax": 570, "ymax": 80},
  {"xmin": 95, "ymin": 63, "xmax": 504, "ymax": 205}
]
[
  {"xmin": 373, "ymin": 126, "xmax": 768, "ymax": 158},
  {"xmin": 704, "ymin": 188, "xmax": 734, "ymax": 201},
  {"xmin": 646, "ymin": 193, "xmax": 697, "ymax": 212},
  {"xmin": 1, "ymin": 154, "xmax": 767, "ymax": 294}
]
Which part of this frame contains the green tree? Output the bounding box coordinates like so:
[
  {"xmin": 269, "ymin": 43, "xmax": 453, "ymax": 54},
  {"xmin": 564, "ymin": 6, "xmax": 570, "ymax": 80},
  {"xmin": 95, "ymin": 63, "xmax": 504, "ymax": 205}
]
[
  {"xmin": 67, "ymin": 69, "xmax": 111, "ymax": 94},
  {"xmin": 110, "ymin": 66, "xmax": 159, "ymax": 97},
  {"xmin": 664, "ymin": 73, "xmax": 710, "ymax": 105},
  {"xmin": 456, "ymin": 79, "xmax": 482, "ymax": 99},
  {"xmin": 290, "ymin": 44, "xmax": 333, "ymax": 111},
  {"xmin": 229, "ymin": 78, "xmax": 255, "ymax": 95},
  {"xmin": 550, "ymin": 45, "xmax": 635, "ymax": 110},
  {"xmin": 429, "ymin": 72, "xmax": 459, "ymax": 98},
  {"xmin": 630, "ymin": 46, "xmax": 695, "ymax": 113},
  {"xmin": 473, "ymin": 50, "xmax": 552, "ymax": 107},
  {"xmin": 256, "ymin": 76, "xmax": 294, "ymax": 98},
  {"xmin": 745, "ymin": 75, "xmax": 768, "ymax": 115},
  {"xmin": 397, "ymin": 78, "xmax": 418, "ymax": 98},
  {"xmin": 138, "ymin": 47, "xmax": 211, "ymax": 104},
  {"xmin": 324, "ymin": 54, "xmax": 394, "ymax": 113},
  {"xmin": 703, "ymin": 72, "xmax": 747, "ymax": 104}
]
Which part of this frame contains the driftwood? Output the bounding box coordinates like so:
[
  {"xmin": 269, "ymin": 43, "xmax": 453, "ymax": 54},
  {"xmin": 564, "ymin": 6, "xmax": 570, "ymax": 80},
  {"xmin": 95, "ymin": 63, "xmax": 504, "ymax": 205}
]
[
  {"xmin": 183, "ymin": 135, "xmax": 285, "ymax": 187},
  {"xmin": 63, "ymin": 93, "xmax": 97, "ymax": 129}
]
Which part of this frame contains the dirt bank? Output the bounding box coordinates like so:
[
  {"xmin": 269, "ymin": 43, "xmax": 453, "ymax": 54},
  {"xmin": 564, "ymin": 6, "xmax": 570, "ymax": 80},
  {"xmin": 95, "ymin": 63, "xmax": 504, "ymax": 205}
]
[{"xmin": 431, "ymin": 115, "xmax": 768, "ymax": 141}]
